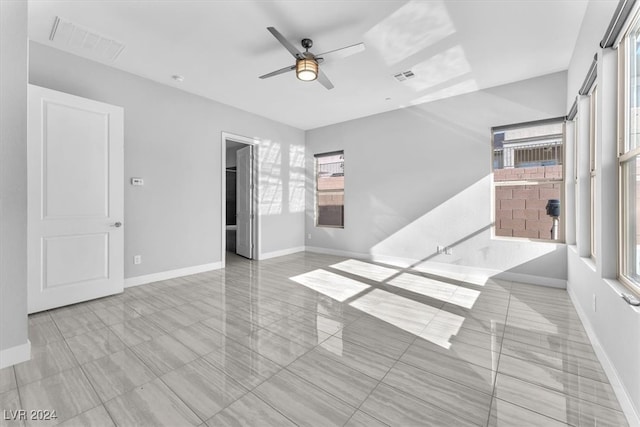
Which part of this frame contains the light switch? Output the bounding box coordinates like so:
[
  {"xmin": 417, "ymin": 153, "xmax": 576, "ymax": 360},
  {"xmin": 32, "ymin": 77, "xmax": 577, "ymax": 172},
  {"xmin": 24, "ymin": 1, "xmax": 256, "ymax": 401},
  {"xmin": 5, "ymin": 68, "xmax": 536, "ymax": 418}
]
[{"xmin": 131, "ymin": 177, "xmax": 144, "ymax": 186}]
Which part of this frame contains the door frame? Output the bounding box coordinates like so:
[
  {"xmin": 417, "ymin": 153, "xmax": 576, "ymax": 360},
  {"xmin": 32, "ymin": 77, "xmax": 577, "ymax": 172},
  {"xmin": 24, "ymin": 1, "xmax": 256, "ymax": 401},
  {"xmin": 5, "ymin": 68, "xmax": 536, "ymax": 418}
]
[{"xmin": 221, "ymin": 132, "xmax": 259, "ymax": 267}]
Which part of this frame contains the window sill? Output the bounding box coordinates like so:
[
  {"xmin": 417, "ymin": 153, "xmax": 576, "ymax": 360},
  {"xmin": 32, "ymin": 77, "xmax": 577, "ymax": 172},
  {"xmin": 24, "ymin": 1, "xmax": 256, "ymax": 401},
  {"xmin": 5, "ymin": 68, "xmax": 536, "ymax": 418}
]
[{"xmin": 491, "ymin": 235, "xmax": 566, "ymax": 245}]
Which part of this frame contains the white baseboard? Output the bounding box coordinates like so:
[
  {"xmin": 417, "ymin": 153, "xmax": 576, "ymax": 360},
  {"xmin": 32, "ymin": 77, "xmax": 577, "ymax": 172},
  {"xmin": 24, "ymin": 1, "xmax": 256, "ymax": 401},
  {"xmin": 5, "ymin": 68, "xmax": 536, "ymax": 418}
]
[
  {"xmin": 304, "ymin": 246, "xmax": 565, "ymax": 288},
  {"xmin": 259, "ymin": 246, "xmax": 305, "ymax": 261},
  {"xmin": 124, "ymin": 262, "xmax": 222, "ymax": 288},
  {"xmin": 0, "ymin": 340, "xmax": 31, "ymax": 369},
  {"xmin": 567, "ymin": 287, "xmax": 640, "ymax": 427},
  {"xmin": 494, "ymin": 271, "xmax": 566, "ymax": 289}
]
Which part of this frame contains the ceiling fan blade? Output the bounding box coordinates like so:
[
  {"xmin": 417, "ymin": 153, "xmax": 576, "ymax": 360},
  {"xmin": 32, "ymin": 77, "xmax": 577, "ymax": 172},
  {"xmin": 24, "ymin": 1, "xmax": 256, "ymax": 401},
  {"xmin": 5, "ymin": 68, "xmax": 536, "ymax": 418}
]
[
  {"xmin": 316, "ymin": 69, "xmax": 334, "ymax": 90},
  {"xmin": 316, "ymin": 42, "xmax": 365, "ymax": 61},
  {"xmin": 259, "ymin": 64, "xmax": 296, "ymax": 79},
  {"xmin": 267, "ymin": 27, "xmax": 303, "ymax": 59}
]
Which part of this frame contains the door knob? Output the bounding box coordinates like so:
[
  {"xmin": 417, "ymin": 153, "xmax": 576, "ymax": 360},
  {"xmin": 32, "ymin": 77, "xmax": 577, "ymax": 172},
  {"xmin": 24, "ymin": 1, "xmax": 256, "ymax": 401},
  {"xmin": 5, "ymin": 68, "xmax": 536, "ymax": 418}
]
[{"xmin": 113, "ymin": 222, "xmax": 122, "ymax": 228}]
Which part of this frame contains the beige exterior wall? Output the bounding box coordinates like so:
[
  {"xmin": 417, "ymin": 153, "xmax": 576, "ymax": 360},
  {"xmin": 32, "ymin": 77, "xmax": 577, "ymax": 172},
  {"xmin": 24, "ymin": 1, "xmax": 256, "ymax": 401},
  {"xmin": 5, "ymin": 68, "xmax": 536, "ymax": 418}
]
[{"xmin": 495, "ymin": 165, "xmax": 562, "ymax": 239}]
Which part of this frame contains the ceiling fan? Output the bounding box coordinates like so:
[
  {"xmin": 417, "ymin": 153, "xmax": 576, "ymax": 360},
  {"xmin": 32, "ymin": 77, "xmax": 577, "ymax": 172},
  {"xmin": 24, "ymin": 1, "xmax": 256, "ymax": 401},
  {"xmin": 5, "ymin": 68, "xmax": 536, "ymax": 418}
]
[{"xmin": 259, "ymin": 27, "xmax": 365, "ymax": 90}]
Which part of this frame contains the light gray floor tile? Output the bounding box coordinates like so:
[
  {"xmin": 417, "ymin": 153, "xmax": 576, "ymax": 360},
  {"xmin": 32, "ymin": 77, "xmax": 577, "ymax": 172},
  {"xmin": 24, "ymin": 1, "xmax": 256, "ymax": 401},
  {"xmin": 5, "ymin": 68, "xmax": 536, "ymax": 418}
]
[
  {"xmin": 65, "ymin": 328, "xmax": 125, "ymax": 365},
  {"xmin": 344, "ymin": 411, "xmax": 389, "ymax": 427},
  {"xmin": 500, "ymin": 338, "xmax": 609, "ymax": 382},
  {"xmin": 6, "ymin": 253, "xmax": 627, "ymax": 427},
  {"xmin": 92, "ymin": 303, "xmax": 141, "ymax": 326},
  {"xmin": 131, "ymin": 334, "xmax": 198, "ymax": 376},
  {"xmin": 52, "ymin": 312, "xmax": 106, "ymax": 339},
  {"xmin": 360, "ymin": 383, "xmax": 477, "ymax": 427},
  {"xmin": 488, "ymin": 398, "xmax": 569, "ymax": 426},
  {"xmin": 170, "ymin": 322, "xmax": 227, "ymax": 356},
  {"xmin": 411, "ymin": 336, "xmax": 501, "ymax": 371},
  {"xmin": 57, "ymin": 405, "xmax": 115, "ymax": 427},
  {"xmin": 241, "ymin": 329, "xmax": 314, "ymax": 367},
  {"xmin": 264, "ymin": 317, "xmax": 332, "ymax": 347},
  {"xmin": 145, "ymin": 306, "xmax": 202, "ymax": 333},
  {"xmin": 123, "ymin": 296, "xmax": 172, "ymax": 316},
  {"xmin": 108, "ymin": 317, "xmax": 166, "ymax": 347},
  {"xmin": 494, "ymin": 373, "xmax": 629, "ymax": 426},
  {"xmin": 312, "ymin": 335, "xmax": 396, "ymax": 381},
  {"xmin": 287, "ymin": 349, "xmax": 378, "ymax": 407},
  {"xmin": 18, "ymin": 367, "xmax": 100, "ymax": 426},
  {"xmin": 400, "ymin": 341, "xmax": 496, "ymax": 394},
  {"xmin": 419, "ymin": 319, "xmax": 503, "ymax": 351},
  {"xmin": 205, "ymin": 392, "xmax": 295, "ymax": 427},
  {"xmin": 28, "ymin": 321, "xmax": 63, "ymax": 347},
  {"xmin": 82, "ymin": 349, "xmax": 156, "ymax": 402},
  {"xmin": 14, "ymin": 341, "xmax": 78, "ymax": 386},
  {"xmin": 48, "ymin": 304, "xmax": 91, "ymax": 320},
  {"xmin": 253, "ymin": 369, "xmax": 356, "ymax": 427},
  {"xmin": 0, "ymin": 389, "xmax": 23, "ymax": 427},
  {"xmin": 0, "ymin": 367, "xmax": 16, "ymax": 394},
  {"xmin": 341, "ymin": 323, "xmax": 413, "ymax": 360},
  {"xmin": 498, "ymin": 353, "xmax": 622, "ymax": 411},
  {"xmin": 382, "ymin": 360, "xmax": 492, "ymax": 425},
  {"xmin": 203, "ymin": 340, "xmax": 282, "ymax": 389},
  {"xmin": 28, "ymin": 311, "xmax": 53, "ymax": 326},
  {"xmin": 104, "ymin": 378, "xmax": 201, "ymax": 426},
  {"xmin": 161, "ymin": 359, "xmax": 246, "ymax": 420}
]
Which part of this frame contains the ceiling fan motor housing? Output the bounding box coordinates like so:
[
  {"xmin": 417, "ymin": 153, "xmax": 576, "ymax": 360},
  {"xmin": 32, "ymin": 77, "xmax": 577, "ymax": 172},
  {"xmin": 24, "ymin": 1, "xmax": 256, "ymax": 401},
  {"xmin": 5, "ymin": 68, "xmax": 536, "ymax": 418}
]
[{"xmin": 301, "ymin": 38, "xmax": 313, "ymax": 50}]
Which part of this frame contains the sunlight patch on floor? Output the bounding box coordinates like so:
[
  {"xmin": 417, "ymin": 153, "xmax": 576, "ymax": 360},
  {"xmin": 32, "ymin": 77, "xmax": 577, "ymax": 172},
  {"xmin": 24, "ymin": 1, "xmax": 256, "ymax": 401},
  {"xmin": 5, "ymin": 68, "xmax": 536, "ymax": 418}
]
[
  {"xmin": 349, "ymin": 288, "xmax": 440, "ymax": 335},
  {"xmin": 388, "ymin": 272, "xmax": 480, "ymax": 308},
  {"xmin": 289, "ymin": 269, "xmax": 369, "ymax": 302},
  {"xmin": 330, "ymin": 259, "xmax": 399, "ymax": 282}
]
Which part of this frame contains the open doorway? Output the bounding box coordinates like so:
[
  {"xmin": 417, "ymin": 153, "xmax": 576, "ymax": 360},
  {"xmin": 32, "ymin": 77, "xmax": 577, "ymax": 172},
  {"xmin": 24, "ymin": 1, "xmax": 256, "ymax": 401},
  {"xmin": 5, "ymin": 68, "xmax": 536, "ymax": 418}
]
[{"xmin": 222, "ymin": 133, "xmax": 258, "ymax": 266}]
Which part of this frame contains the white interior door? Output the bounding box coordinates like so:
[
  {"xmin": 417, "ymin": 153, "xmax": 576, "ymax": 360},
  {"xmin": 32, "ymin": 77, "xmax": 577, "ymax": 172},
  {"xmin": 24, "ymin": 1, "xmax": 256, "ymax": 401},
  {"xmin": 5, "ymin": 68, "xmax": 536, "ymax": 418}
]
[
  {"xmin": 27, "ymin": 85, "xmax": 124, "ymax": 313},
  {"xmin": 236, "ymin": 145, "xmax": 253, "ymax": 259}
]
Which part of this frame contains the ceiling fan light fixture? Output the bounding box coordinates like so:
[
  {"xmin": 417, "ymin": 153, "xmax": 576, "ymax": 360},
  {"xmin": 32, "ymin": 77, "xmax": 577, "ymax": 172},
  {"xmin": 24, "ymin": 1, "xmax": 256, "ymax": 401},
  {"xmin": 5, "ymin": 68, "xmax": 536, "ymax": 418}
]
[{"xmin": 296, "ymin": 58, "xmax": 318, "ymax": 81}]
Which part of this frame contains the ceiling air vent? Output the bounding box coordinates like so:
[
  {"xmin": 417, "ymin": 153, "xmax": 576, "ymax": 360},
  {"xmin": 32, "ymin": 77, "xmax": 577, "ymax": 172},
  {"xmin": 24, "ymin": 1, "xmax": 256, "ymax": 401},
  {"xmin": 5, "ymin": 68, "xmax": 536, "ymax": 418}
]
[
  {"xmin": 49, "ymin": 16, "xmax": 125, "ymax": 62},
  {"xmin": 393, "ymin": 70, "xmax": 415, "ymax": 82}
]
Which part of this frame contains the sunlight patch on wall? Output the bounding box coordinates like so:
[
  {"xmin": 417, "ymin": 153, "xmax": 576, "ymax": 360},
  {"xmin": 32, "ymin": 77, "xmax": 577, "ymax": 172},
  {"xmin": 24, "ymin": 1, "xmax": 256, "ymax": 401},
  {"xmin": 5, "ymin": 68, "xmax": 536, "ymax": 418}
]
[
  {"xmin": 289, "ymin": 269, "xmax": 370, "ymax": 302},
  {"xmin": 258, "ymin": 139, "xmax": 283, "ymax": 215},
  {"xmin": 289, "ymin": 144, "xmax": 305, "ymax": 213},
  {"xmin": 365, "ymin": 0, "xmax": 456, "ymax": 65},
  {"xmin": 330, "ymin": 258, "xmax": 399, "ymax": 282}
]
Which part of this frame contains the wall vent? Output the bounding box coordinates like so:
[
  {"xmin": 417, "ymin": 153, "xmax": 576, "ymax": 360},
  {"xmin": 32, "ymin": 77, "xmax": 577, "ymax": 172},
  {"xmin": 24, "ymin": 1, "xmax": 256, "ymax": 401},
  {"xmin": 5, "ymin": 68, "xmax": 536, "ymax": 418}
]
[
  {"xmin": 393, "ymin": 70, "xmax": 415, "ymax": 82},
  {"xmin": 50, "ymin": 16, "xmax": 125, "ymax": 62}
]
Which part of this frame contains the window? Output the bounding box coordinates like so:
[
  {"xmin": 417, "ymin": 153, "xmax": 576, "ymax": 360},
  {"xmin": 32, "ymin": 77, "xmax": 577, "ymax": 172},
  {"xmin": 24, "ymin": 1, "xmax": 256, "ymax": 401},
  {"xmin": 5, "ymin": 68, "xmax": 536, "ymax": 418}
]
[
  {"xmin": 590, "ymin": 85, "xmax": 597, "ymax": 258},
  {"xmin": 619, "ymin": 18, "xmax": 640, "ymax": 293},
  {"xmin": 492, "ymin": 120, "xmax": 564, "ymax": 240},
  {"xmin": 315, "ymin": 151, "xmax": 344, "ymax": 227}
]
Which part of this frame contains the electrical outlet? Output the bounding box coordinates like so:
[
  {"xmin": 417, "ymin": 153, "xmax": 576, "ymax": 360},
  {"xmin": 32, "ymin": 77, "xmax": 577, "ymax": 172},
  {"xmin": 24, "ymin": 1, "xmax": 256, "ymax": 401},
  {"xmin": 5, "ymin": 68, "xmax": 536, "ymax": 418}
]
[
  {"xmin": 134, "ymin": 255, "xmax": 142, "ymax": 265},
  {"xmin": 592, "ymin": 294, "xmax": 597, "ymax": 312},
  {"xmin": 307, "ymin": 233, "xmax": 311, "ymax": 240},
  {"xmin": 437, "ymin": 245, "xmax": 444, "ymax": 254},
  {"xmin": 444, "ymin": 247, "xmax": 453, "ymax": 255}
]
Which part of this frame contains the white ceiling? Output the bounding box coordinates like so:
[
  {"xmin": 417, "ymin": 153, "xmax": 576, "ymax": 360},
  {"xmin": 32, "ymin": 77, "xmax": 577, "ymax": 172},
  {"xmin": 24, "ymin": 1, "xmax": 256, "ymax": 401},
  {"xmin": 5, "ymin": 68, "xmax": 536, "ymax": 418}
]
[{"xmin": 28, "ymin": 0, "xmax": 590, "ymax": 130}]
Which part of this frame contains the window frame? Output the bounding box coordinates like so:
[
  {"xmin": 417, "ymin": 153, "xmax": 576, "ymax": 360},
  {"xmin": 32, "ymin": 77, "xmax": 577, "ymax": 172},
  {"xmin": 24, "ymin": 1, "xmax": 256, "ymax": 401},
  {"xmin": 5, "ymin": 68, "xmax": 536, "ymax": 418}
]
[
  {"xmin": 589, "ymin": 84, "xmax": 598, "ymax": 259},
  {"xmin": 314, "ymin": 150, "xmax": 345, "ymax": 229},
  {"xmin": 618, "ymin": 17, "xmax": 640, "ymax": 295},
  {"xmin": 490, "ymin": 119, "xmax": 566, "ymax": 242}
]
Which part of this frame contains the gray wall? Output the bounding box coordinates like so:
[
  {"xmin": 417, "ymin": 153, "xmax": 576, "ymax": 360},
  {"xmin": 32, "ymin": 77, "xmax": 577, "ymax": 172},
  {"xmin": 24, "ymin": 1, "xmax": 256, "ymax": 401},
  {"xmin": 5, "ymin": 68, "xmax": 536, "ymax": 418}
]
[
  {"xmin": 29, "ymin": 42, "xmax": 305, "ymax": 277},
  {"xmin": 0, "ymin": 0, "xmax": 29, "ymax": 357},
  {"xmin": 306, "ymin": 72, "xmax": 568, "ymax": 283},
  {"xmin": 565, "ymin": 0, "xmax": 640, "ymax": 422}
]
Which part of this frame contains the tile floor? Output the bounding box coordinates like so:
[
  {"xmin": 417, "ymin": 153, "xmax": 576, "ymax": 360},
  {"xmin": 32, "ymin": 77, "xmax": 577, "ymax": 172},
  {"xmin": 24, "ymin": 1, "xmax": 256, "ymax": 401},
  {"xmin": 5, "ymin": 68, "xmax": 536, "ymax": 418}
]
[{"xmin": 0, "ymin": 252, "xmax": 629, "ymax": 426}]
